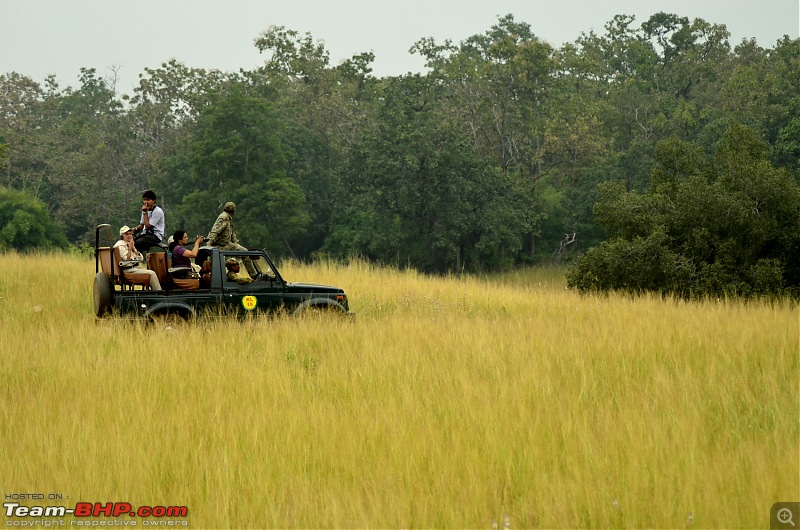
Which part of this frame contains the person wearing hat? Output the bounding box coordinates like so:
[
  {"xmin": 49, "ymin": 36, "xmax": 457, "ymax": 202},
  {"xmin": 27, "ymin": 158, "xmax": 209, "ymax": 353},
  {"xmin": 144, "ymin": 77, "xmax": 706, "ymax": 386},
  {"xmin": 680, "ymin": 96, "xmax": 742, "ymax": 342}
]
[
  {"xmin": 207, "ymin": 202, "xmax": 257, "ymax": 277},
  {"xmin": 113, "ymin": 225, "xmax": 162, "ymax": 290},
  {"xmin": 207, "ymin": 202, "xmax": 240, "ymax": 248},
  {"xmin": 225, "ymin": 257, "xmax": 252, "ymax": 285}
]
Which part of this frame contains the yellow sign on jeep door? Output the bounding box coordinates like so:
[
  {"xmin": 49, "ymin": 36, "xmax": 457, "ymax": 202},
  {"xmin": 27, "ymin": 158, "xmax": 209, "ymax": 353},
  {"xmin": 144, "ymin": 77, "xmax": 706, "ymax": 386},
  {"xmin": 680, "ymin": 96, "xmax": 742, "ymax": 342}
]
[{"xmin": 242, "ymin": 295, "xmax": 257, "ymax": 311}]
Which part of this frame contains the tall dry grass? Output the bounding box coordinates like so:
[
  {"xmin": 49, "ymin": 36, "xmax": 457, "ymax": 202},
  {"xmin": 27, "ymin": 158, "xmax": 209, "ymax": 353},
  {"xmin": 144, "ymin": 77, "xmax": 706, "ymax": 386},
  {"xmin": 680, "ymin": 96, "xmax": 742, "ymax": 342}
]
[{"xmin": 0, "ymin": 252, "xmax": 797, "ymax": 528}]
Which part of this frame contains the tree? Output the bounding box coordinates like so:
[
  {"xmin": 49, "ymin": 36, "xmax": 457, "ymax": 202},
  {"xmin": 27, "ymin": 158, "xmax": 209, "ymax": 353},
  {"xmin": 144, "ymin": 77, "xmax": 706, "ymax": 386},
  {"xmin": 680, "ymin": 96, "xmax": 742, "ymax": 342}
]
[
  {"xmin": 253, "ymin": 26, "xmax": 381, "ymax": 256},
  {"xmin": 412, "ymin": 16, "xmax": 559, "ymax": 258},
  {"xmin": 164, "ymin": 80, "xmax": 310, "ymax": 257},
  {"xmin": 129, "ymin": 60, "xmax": 228, "ymax": 194},
  {"xmin": 567, "ymin": 125, "xmax": 800, "ymax": 297},
  {"xmin": 46, "ymin": 68, "xmax": 134, "ymax": 242},
  {"xmin": 0, "ymin": 186, "xmax": 68, "ymax": 251},
  {"xmin": 763, "ymin": 37, "xmax": 800, "ymax": 172},
  {"xmin": 326, "ymin": 74, "xmax": 529, "ymax": 272},
  {"xmin": 0, "ymin": 69, "xmax": 137, "ymax": 243},
  {"xmin": 0, "ymin": 73, "xmax": 50, "ymax": 199}
]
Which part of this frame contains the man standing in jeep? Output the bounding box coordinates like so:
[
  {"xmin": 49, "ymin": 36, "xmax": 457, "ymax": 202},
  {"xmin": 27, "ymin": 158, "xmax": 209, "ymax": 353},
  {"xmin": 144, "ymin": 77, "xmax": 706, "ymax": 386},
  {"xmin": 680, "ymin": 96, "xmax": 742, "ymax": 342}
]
[{"xmin": 207, "ymin": 202, "xmax": 257, "ymax": 277}]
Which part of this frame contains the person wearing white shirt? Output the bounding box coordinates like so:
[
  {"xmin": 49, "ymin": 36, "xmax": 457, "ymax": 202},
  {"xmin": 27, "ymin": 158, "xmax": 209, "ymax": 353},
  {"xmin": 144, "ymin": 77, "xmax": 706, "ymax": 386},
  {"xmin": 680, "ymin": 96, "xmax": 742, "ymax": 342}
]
[
  {"xmin": 114, "ymin": 225, "xmax": 162, "ymax": 290},
  {"xmin": 134, "ymin": 189, "xmax": 166, "ymax": 252}
]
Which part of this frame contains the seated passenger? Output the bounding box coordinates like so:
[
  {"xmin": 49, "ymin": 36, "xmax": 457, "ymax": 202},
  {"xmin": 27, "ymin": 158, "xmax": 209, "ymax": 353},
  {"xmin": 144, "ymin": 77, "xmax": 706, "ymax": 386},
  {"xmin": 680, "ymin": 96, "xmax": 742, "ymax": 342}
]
[
  {"xmin": 225, "ymin": 258, "xmax": 253, "ymax": 285},
  {"xmin": 114, "ymin": 226, "xmax": 162, "ymax": 290},
  {"xmin": 169, "ymin": 230, "xmax": 205, "ymax": 270},
  {"xmin": 199, "ymin": 259, "xmax": 212, "ymax": 288}
]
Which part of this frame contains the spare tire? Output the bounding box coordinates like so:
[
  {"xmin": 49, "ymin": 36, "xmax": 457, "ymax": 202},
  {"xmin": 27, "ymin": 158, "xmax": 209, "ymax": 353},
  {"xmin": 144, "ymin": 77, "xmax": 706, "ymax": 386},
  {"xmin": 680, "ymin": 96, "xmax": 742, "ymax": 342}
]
[{"xmin": 93, "ymin": 272, "xmax": 112, "ymax": 317}]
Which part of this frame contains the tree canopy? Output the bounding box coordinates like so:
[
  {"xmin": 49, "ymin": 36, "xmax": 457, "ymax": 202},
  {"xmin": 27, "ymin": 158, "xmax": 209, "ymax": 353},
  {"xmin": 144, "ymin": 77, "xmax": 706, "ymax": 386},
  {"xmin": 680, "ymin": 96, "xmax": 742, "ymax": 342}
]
[
  {"xmin": 566, "ymin": 126, "xmax": 800, "ymax": 297},
  {"xmin": 0, "ymin": 186, "xmax": 68, "ymax": 251},
  {"xmin": 0, "ymin": 12, "xmax": 798, "ymax": 296}
]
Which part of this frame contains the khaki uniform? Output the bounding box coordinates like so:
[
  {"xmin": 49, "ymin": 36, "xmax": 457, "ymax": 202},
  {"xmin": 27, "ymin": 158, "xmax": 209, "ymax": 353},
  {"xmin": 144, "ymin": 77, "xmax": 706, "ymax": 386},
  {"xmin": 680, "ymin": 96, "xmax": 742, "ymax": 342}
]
[
  {"xmin": 225, "ymin": 257, "xmax": 253, "ymax": 284},
  {"xmin": 208, "ymin": 210, "xmax": 256, "ymax": 276},
  {"xmin": 226, "ymin": 270, "xmax": 253, "ymax": 284},
  {"xmin": 207, "ymin": 211, "xmax": 239, "ymax": 248}
]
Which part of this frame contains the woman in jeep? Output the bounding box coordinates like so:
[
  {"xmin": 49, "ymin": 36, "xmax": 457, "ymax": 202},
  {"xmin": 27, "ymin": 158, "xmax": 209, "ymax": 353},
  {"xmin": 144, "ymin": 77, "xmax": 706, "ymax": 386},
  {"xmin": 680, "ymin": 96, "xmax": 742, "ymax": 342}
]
[{"xmin": 170, "ymin": 230, "xmax": 205, "ymax": 269}]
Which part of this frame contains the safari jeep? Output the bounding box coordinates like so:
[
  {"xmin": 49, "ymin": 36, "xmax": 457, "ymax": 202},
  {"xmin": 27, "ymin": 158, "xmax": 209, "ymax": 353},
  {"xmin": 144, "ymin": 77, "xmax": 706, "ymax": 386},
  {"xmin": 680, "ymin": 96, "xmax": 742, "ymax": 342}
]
[{"xmin": 92, "ymin": 224, "xmax": 350, "ymax": 320}]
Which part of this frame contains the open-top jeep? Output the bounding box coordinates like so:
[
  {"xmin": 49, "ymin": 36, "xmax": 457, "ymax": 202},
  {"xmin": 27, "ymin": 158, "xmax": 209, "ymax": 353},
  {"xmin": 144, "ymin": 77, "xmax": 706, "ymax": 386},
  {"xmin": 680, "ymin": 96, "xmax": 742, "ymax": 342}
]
[{"xmin": 92, "ymin": 224, "xmax": 350, "ymax": 320}]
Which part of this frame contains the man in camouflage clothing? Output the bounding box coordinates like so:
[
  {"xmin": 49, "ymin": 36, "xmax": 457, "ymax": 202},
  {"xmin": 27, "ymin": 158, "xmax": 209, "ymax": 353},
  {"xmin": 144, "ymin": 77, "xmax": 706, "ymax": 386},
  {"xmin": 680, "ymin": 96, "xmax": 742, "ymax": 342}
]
[
  {"xmin": 225, "ymin": 257, "xmax": 253, "ymax": 285},
  {"xmin": 208, "ymin": 202, "xmax": 257, "ymax": 277}
]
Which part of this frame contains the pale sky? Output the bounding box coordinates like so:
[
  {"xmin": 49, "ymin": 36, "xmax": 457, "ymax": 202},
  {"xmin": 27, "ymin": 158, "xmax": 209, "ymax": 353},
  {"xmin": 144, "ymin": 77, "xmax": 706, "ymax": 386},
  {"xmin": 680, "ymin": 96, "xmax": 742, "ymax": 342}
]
[{"xmin": 2, "ymin": 0, "xmax": 798, "ymax": 94}]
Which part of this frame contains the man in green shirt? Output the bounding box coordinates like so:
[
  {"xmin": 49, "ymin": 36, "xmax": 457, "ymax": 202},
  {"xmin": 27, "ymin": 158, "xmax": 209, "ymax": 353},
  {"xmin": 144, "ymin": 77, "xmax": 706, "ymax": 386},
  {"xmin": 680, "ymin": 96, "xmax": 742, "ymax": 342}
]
[
  {"xmin": 208, "ymin": 202, "xmax": 257, "ymax": 277},
  {"xmin": 225, "ymin": 257, "xmax": 253, "ymax": 285}
]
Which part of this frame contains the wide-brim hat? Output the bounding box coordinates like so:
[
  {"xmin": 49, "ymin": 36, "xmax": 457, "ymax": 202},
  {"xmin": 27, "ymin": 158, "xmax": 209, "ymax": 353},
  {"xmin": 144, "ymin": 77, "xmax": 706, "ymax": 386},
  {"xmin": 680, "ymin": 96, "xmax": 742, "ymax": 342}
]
[
  {"xmin": 119, "ymin": 225, "xmax": 133, "ymax": 236},
  {"xmin": 223, "ymin": 202, "xmax": 236, "ymax": 212}
]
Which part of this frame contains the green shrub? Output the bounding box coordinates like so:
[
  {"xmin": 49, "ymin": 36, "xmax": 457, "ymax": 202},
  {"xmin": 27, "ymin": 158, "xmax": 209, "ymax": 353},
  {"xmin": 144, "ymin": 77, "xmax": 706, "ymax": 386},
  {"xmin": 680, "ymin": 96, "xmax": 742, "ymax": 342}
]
[
  {"xmin": 0, "ymin": 187, "xmax": 69, "ymax": 251},
  {"xmin": 568, "ymin": 126, "xmax": 800, "ymax": 298}
]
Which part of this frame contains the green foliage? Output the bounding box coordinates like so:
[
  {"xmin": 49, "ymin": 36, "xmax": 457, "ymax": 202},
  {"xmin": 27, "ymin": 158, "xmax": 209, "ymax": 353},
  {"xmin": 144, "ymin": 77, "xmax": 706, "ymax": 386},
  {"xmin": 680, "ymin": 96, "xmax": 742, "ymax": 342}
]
[
  {"xmin": 412, "ymin": 16, "xmax": 562, "ymax": 257},
  {"xmin": 0, "ymin": 69, "xmax": 137, "ymax": 243},
  {"xmin": 162, "ymin": 81, "xmax": 310, "ymax": 256},
  {"xmin": 0, "ymin": 186, "xmax": 69, "ymax": 251},
  {"xmin": 0, "ymin": 16, "xmax": 798, "ymax": 278},
  {"xmin": 251, "ymin": 28, "xmax": 381, "ymax": 257},
  {"xmin": 566, "ymin": 229, "xmax": 694, "ymax": 293},
  {"xmin": 326, "ymin": 75, "xmax": 529, "ymax": 272},
  {"xmin": 568, "ymin": 125, "xmax": 800, "ymax": 297}
]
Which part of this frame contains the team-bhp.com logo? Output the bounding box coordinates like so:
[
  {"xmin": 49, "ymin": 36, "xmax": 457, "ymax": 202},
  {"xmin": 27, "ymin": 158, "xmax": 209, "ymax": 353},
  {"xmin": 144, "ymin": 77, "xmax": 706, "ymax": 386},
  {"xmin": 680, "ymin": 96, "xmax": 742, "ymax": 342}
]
[{"xmin": 4, "ymin": 501, "xmax": 189, "ymax": 526}]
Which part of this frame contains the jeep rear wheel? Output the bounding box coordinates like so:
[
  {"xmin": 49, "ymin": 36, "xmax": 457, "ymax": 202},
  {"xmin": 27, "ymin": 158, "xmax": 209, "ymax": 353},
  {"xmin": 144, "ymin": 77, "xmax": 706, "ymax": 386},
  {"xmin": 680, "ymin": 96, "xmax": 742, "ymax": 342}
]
[{"xmin": 93, "ymin": 272, "xmax": 112, "ymax": 317}]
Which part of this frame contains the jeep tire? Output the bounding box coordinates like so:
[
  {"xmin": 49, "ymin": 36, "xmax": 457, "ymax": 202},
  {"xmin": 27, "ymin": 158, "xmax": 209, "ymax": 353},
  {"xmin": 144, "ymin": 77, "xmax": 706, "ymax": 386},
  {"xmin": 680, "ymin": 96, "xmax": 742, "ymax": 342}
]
[{"xmin": 93, "ymin": 271, "xmax": 112, "ymax": 317}]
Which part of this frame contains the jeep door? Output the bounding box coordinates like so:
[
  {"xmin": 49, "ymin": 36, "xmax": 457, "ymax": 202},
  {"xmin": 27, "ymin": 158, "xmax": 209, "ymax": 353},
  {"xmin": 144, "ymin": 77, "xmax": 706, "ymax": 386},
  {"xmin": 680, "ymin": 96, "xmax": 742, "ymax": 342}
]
[{"xmin": 221, "ymin": 254, "xmax": 286, "ymax": 315}]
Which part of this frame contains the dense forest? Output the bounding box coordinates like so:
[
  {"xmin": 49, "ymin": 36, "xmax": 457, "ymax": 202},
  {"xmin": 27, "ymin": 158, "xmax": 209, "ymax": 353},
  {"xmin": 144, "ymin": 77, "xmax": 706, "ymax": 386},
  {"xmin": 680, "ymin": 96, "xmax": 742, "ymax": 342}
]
[{"xmin": 1, "ymin": 13, "xmax": 798, "ymax": 296}]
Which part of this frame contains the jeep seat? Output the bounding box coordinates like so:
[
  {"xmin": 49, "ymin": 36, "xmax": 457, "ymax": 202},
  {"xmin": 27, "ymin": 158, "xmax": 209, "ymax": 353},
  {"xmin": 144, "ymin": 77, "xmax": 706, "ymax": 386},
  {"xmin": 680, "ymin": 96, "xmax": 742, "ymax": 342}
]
[
  {"xmin": 173, "ymin": 278, "xmax": 200, "ymax": 291},
  {"xmin": 147, "ymin": 251, "xmax": 169, "ymax": 285}
]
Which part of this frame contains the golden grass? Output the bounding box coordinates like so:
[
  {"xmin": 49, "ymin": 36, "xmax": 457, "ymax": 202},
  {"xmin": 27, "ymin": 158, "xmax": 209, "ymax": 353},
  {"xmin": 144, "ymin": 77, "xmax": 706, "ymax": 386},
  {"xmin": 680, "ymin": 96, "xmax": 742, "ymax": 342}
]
[{"xmin": 0, "ymin": 252, "xmax": 797, "ymax": 528}]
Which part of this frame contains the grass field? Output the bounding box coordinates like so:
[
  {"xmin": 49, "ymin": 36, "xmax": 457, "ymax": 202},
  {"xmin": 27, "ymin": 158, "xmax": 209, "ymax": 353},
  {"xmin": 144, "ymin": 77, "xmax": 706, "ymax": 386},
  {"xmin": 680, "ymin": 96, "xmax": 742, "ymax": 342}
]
[{"xmin": 1, "ymin": 252, "xmax": 797, "ymax": 528}]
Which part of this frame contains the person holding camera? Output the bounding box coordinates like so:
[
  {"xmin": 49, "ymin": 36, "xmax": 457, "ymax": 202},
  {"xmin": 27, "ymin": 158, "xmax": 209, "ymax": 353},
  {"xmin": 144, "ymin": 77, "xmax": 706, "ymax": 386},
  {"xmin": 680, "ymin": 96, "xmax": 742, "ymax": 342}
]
[
  {"xmin": 134, "ymin": 189, "xmax": 166, "ymax": 252},
  {"xmin": 169, "ymin": 230, "xmax": 205, "ymax": 269}
]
